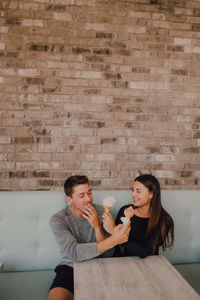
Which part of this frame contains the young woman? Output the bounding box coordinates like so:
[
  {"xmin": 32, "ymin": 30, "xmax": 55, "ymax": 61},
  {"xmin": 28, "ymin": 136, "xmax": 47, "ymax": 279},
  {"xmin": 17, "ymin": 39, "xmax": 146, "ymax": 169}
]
[{"xmin": 103, "ymin": 174, "xmax": 174, "ymax": 258}]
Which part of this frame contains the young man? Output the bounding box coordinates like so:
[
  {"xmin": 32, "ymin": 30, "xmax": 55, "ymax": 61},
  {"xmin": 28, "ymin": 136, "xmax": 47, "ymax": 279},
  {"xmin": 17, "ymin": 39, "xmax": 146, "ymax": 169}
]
[{"xmin": 48, "ymin": 175, "xmax": 130, "ymax": 300}]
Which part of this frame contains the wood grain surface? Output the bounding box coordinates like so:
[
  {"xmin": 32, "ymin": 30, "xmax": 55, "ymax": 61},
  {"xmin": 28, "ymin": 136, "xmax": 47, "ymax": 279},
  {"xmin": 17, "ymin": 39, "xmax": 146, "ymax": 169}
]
[{"xmin": 74, "ymin": 255, "xmax": 200, "ymax": 300}]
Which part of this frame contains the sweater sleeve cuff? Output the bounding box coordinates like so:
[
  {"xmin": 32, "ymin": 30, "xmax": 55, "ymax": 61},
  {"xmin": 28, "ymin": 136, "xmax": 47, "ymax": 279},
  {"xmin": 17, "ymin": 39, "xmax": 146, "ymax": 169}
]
[{"xmin": 77, "ymin": 242, "xmax": 100, "ymax": 262}]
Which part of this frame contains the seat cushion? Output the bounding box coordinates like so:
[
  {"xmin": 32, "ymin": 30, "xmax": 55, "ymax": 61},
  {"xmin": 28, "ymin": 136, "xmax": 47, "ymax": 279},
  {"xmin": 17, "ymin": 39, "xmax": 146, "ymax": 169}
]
[
  {"xmin": 0, "ymin": 270, "xmax": 55, "ymax": 300},
  {"xmin": 174, "ymin": 263, "xmax": 200, "ymax": 295},
  {"xmin": 1, "ymin": 264, "xmax": 199, "ymax": 299}
]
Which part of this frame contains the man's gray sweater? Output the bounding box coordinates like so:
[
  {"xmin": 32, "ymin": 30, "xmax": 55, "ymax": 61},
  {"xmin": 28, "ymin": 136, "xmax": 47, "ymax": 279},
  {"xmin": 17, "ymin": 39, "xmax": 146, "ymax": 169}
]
[{"xmin": 50, "ymin": 203, "xmax": 113, "ymax": 268}]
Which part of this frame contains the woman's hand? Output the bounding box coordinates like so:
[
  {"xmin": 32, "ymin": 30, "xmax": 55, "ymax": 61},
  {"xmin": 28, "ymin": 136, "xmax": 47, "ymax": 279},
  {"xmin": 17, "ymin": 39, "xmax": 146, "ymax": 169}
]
[
  {"xmin": 124, "ymin": 206, "xmax": 135, "ymax": 218},
  {"xmin": 102, "ymin": 211, "xmax": 116, "ymax": 234}
]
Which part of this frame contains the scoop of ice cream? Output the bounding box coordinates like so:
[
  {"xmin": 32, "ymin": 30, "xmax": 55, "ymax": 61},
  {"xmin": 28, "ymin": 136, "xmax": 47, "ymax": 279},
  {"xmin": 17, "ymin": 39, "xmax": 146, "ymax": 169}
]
[
  {"xmin": 124, "ymin": 206, "xmax": 134, "ymax": 218},
  {"xmin": 120, "ymin": 216, "xmax": 130, "ymax": 227},
  {"xmin": 103, "ymin": 196, "xmax": 116, "ymax": 211}
]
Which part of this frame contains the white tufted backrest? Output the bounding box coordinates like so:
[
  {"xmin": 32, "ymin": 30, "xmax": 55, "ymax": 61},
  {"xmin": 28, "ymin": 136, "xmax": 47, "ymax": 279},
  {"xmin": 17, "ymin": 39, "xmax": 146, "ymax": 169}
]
[
  {"xmin": 0, "ymin": 191, "xmax": 65, "ymax": 272},
  {"xmin": 160, "ymin": 190, "xmax": 200, "ymax": 264},
  {"xmin": 0, "ymin": 189, "xmax": 200, "ymax": 272}
]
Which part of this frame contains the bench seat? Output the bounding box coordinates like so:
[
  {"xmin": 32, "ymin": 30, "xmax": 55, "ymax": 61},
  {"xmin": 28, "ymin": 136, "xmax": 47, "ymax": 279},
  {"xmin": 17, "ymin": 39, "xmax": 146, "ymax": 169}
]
[{"xmin": 0, "ymin": 190, "xmax": 199, "ymax": 299}]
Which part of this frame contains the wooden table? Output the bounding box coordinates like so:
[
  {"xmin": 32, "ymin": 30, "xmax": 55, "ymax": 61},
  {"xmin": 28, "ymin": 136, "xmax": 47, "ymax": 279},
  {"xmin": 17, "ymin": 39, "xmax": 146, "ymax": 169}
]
[{"xmin": 74, "ymin": 255, "xmax": 199, "ymax": 300}]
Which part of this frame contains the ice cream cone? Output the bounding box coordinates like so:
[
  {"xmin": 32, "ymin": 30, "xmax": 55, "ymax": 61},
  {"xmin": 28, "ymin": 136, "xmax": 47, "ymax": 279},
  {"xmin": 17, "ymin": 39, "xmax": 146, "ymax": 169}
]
[
  {"xmin": 103, "ymin": 205, "xmax": 111, "ymax": 213},
  {"xmin": 120, "ymin": 216, "xmax": 130, "ymax": 227},
  {"xmin": 102, "ymin": 196, "xmax": 116, "ymax": 213}
]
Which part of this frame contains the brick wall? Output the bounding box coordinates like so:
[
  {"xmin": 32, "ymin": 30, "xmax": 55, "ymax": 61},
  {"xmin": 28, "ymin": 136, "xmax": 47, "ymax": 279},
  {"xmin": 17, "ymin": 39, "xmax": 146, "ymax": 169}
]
[{"xmin": 0, "ymin": 0, "xmax": 200, "ymax": 190}]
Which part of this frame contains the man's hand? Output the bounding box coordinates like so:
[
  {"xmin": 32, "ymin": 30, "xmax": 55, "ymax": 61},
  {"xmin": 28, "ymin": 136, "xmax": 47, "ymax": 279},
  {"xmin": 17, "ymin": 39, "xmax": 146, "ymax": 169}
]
[
  {"xmin": 82, "ymin": 204, "xmax": 105, "ymax": 242},
  {"xmin": 81, "ymin": 204, "xmax": 101, "ymax": 229},
  {"xmin": 97, "ymin": 222, "xmax": 131, "ymax": 254},
  {"xmin": 111, "ymin": 222, "xmax": 131, "ymax": 245}
]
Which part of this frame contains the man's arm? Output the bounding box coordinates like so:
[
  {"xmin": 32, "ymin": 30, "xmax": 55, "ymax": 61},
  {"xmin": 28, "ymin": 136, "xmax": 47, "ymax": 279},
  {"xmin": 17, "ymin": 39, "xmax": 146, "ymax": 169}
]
[
  {"xmin": 50, "ymin": 215, "xmax": 100, "ymax": 263},
  {"xmin": 50, "ymin": 212, "xmax": 130, "ymax": 263},
  {"xmin": 97, "ymin": 223, "xmax": 130, "ymax": 254}
]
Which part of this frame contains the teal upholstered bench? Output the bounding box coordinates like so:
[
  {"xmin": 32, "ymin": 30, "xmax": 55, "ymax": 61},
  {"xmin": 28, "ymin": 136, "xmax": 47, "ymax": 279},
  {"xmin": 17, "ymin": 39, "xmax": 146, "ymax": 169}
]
[{"xmin": 0, "ymin": 190, "xmax": 200, "ymax": 300}]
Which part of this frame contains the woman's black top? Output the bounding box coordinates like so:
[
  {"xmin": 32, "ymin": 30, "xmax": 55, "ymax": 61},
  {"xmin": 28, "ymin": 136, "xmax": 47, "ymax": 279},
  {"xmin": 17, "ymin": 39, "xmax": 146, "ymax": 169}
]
[{"xmin": 113, "ymin": 205, "xmax": 162, "ymax": 258}]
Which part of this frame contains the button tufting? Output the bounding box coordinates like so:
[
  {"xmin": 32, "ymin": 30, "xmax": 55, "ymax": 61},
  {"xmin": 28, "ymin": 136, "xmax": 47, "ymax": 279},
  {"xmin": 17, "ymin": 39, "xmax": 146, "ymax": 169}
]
[
  {"xmin": 33, "ymin": 214, "xmax": 40, "ymax": 221},
  {"xmin": 33, "ymin": 241, "xmax": 38, "ymax": 248},
  {"xmin": 186, "ymin": 211, "xmax": 192, "ymax": 217}
]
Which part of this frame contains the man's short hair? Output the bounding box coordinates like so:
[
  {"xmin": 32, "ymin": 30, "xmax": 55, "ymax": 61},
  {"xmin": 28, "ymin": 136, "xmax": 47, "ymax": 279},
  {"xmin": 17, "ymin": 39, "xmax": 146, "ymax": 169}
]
[{"xmin": 64, "ymin": 175, "xmax": 89, "ymax": 197}]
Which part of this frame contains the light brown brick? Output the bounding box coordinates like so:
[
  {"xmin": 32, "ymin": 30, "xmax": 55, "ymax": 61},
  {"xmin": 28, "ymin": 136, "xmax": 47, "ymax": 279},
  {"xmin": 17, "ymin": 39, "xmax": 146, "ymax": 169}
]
[{"xmin": 0, "ymin": 1, "xmax": 200, "ymax": 190}]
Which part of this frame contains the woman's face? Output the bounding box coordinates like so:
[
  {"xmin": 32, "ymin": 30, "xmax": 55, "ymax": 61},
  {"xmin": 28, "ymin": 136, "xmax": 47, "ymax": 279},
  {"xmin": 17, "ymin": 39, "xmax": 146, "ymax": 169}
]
[{"xmin": 131, "ymin": 180, "xmax": 153, "ymax": 208}]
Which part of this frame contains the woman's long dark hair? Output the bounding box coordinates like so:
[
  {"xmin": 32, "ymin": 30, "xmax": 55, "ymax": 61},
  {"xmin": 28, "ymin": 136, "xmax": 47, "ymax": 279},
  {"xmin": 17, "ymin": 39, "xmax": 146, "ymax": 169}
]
[{"xmin": 134, "ymin": 174, "xmax": 174, "ymax": 254}]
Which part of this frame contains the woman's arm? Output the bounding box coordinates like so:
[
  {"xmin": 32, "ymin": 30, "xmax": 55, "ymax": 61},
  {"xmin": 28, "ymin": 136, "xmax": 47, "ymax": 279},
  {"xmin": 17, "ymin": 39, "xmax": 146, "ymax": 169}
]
[{"xmin": 102, "ymin": 211, "xmax": 116, "ymax": 234}]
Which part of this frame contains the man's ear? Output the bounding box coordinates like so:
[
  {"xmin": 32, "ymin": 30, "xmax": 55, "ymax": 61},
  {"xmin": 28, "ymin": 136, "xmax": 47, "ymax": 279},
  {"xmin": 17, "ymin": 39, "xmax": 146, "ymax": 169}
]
[{"xmin": 66, "ymin": 196, "xmax": 72, "ymax": 204}]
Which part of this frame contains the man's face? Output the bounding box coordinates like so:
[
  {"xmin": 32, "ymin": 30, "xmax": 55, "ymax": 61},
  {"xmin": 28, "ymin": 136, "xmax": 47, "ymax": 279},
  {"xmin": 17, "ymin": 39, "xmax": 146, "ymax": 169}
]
[{"xmin": 66, "ymin": 183, "xmax": 93, "ymax": 217}]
